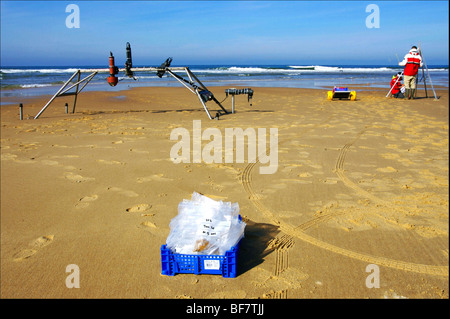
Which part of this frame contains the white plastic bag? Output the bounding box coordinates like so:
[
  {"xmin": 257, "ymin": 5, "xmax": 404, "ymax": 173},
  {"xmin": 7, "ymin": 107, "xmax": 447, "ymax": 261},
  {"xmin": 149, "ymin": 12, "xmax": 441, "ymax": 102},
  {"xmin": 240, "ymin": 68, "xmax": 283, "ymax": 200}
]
[{"xmin": 166, "ymin": 192, "xmax": 246, "ymax": 255}]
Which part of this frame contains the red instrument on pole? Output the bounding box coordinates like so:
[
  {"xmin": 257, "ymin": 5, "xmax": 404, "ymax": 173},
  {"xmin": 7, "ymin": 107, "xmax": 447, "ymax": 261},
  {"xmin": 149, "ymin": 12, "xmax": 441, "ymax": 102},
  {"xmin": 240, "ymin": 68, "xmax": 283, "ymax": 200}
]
[{"xmin": 107, "ymin": 52, "xmax": 119, "ymax": 86}]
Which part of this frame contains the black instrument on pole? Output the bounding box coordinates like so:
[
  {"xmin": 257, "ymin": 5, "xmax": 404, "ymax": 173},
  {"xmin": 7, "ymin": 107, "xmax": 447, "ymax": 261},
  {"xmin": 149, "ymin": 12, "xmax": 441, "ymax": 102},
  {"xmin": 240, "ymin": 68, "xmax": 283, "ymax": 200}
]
[
  {"xmin": 157, "ymin": 57, "xmax": 173, "ymax": 78},
  {"xmin": 125, "ymin": 42, "xmax": 134, "ymax": 78}
]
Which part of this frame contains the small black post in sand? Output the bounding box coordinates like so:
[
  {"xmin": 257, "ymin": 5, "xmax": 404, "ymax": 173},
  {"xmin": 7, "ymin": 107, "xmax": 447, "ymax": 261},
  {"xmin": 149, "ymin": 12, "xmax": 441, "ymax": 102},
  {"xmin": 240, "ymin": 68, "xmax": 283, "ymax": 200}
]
[
  {"xmin": 19, "ymin": 103, "xmax": 23, "ymax": 120},
  {"xmin": 65, "ymin": 103, "xmax": 69, "ymax": 114}
]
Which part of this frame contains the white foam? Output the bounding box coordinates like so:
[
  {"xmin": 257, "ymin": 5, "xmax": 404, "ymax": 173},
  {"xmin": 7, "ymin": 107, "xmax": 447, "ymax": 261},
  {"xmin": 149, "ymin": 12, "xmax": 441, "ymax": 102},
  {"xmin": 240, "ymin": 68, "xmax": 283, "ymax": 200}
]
[
  {"xmin": 1, "ymin": 68, "xmax": 108, "ymax": 74},
  {"xmin": 20, "ymin": 84, "xmax": 53, "ymax": 88}
]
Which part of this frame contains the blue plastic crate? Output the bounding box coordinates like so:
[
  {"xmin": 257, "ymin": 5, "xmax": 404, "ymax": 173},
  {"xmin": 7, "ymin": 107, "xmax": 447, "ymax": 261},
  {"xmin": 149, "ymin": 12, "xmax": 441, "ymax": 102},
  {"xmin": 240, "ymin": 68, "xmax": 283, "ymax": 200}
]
[{"xmin": 160, "ymin": 240, "xmax": 241, "ymax": 278}]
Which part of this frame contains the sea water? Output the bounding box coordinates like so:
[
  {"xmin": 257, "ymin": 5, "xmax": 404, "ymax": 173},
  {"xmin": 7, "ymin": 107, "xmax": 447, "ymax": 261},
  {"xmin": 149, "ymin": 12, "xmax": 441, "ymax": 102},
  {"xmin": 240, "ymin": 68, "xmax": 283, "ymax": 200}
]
[{"xmin": 1, "ymin": 65, "xmax": 448, "ymax": 103}]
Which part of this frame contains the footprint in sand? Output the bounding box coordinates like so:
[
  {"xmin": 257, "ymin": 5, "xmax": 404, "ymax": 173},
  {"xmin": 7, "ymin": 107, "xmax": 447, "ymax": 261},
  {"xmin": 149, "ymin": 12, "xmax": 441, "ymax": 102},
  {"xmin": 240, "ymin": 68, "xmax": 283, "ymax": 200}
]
[
  {"xmin": 126, "ymin": 204, "xmax": 151, "ymax": 213},
  {"xmin": 32, "ymin": 235, "xmax": 54, "ymax": 248},
  {"xmin": 140, "ymin": 221, "xmax": 157, "ymax": 228},
  {"xmin": 80, "ymin": 195, "xmax": 98, "ymax": 202},
  {"xmin": 97, "ymin": 159, "xmax": 126, "ymax": 165},
  {"xmin": 137, "ymin": 174, "xmax": 173, "ymax": 183},
  {"xmin": 322, "ymin": 178, "xmax": 339, "ymax": 184},
  {"xmin": 13, "ymin": 249, "xmax": 37, "ymax": 261},
  {"xmin": 64, "ymin": 172, "xmax": 95, "ymax": 183},
  {"xmin": 13, "ymin": 235, "xmax": 54, "ymax": 261},
  {"xmin": 75, "ymin": 195, "xmax": 99, "ymax": 209}
]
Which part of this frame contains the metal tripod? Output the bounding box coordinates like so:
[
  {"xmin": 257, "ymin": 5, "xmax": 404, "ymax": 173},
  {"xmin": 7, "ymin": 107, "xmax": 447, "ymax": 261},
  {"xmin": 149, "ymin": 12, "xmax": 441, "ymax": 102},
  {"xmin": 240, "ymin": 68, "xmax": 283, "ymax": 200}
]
[{"xmin": 418, "ymin": 45, "xmax": 438, "ymax": 100}]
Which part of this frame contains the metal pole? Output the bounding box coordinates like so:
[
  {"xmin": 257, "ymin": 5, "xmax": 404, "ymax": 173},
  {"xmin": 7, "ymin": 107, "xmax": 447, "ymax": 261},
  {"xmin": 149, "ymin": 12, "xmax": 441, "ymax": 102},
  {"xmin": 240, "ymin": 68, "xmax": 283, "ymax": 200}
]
[
  {"xmin": 187, "ymin": 68, "xmax": 208, "ymax": 90},
  {"xmin": 72, "ymin": 71, "xmax": 81, "ymax": 114},
  {"xmin": 211, "ymin": 96, "xmax": 229, "ymax": 114},
  {"xmin": 34, "ymin": 70, "xmax": 79, "ymax": 119},
  {"xmin": 125, "ymin": 65, "xmax": 229, "ymax": 119},
  {"xmin": 128, "ymin": 66, "xmax": 186, "ymax": 72},
  {"xmin": 414, "ymin": 72, "xmax": 419, "ymax": 98},
  {"xmin": 385, "ymin": 73, "xmax": 402, "ymax": 98},
  {"xmin": 231, "ymin": 95, "xmax": 235, "ymax": 113},
  {"xmin": 166, "ymin": 70, "xmax": 196, "ymax": 94},
  {"xmin": 421, "ymin": 65, "xmax": 428, "ymax": 98},
  {"xmin": 165, "ymin": 69, "xmax": 212, "ymax": 118},
  {"xmin": 422, "ymin": 54, "xmax": 438, "ymax": 100},
  {"xmin": 418, "ymin": 43, "xmax": 428, "ymax": 98},
  {"xmin": 19, "ymin": 103, "xmax": 23, "ymax": 120},
  {"xmin": 196, "ymin": 92, "xmax": 213, "ymax": 120},
  {"xmin": 73, "ymin": 72, "xmax": 97, "ymax": 94},
  {"xmin": 186, "ymin": 68, "xmax": 194, "ymax": 83},
  {"xmin": 59, "ymin": 71, "xmax": 95, "ymax": 95},
  {"xmin": 65, "ymin": 103, "xmax": 68, "ymax": 114}
]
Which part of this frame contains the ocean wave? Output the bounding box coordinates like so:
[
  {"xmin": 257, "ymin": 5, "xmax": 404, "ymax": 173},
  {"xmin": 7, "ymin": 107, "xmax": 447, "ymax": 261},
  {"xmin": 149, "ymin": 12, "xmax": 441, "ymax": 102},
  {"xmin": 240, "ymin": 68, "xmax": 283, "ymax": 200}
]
[
  {"xmin": 191, "ymin": 66, "xmax": 300, "ymax": 74},
  {"xmin": 289, "ymin": 65, "xmax": 448, "ymax": 72},
  {"xmin": 2, "ymin": 68, "xmax": 79, "ymax": 74},
  {"xmin": 195, "ymin": 65, "xmax": 448, "ymax": 74},
  {"xmin": 1, "ymin": 65, "xmax": 447, "ymax": 75},
  {"xmin": 290, "ymin": 65, "xmax": 396, "ymax": 72},
  {"xmin": 20, "ymin": 83, "xmax": 54, "ymax": 88},
  {"xmin": 0, "ymin": 68, "xmax": 108, "ymax": 74}
]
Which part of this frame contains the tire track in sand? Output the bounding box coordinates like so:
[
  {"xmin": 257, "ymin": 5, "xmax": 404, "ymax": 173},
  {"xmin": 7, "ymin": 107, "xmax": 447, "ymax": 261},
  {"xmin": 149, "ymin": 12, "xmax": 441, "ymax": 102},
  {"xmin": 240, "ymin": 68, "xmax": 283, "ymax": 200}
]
[
  {"xmin": 240, "ymin": 118, "xmax": 448, "ymax": 277},
  {"xmin": 269, "ymin": 234, "xmax": 295, "ymax": 276},
  {"xmin": 334, "ymin": 129, "xmax": 391, "ymax": 206}
]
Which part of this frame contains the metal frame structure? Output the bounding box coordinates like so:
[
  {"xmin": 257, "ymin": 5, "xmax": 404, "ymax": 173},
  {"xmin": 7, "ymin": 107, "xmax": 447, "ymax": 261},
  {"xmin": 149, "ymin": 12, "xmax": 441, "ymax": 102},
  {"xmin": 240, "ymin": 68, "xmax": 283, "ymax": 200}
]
[
  {"xmin": 32, "ymin": 43, "xmax": 253, "ymax": 120},
  {"xmin": 34, "ymin": 70, "xmax": 97, "ymax": 119},
  {"xmin": 115, "ymin": 64, "xmax": 230, "ymax": 120},
  {"xmin": 163, "ymin": 66, "xmax": 229, "ymax": 119},
  {"xmin": 107, "ymin": 43, "xmax": 230, "ymax": 120}
]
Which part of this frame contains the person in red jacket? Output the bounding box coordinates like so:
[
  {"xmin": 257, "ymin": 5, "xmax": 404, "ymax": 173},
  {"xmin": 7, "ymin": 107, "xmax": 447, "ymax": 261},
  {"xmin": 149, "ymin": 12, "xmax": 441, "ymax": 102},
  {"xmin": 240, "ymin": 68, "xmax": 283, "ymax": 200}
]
[
  {"xmin": 399, "ymin": 45, "xmax": 423, "ymax": 99},
  {"xmin": 390, "ymin": 72, "xmax": 404, "ymax": 98}
]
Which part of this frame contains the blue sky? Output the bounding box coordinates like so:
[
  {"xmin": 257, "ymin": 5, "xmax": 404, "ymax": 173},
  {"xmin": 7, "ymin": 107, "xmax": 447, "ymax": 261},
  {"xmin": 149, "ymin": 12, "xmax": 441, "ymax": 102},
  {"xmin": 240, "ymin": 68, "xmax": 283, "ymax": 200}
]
[{"xmin": 1, "ymin": 1, "xmax": 448, "ymax": 66}]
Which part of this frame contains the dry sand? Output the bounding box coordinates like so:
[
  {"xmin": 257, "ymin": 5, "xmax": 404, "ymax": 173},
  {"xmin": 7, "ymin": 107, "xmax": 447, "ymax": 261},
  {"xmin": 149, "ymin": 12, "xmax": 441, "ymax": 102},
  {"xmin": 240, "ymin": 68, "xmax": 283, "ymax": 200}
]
[{"xmin": 1, "ymin": 86, "xmax": 448, "ymax": 299}]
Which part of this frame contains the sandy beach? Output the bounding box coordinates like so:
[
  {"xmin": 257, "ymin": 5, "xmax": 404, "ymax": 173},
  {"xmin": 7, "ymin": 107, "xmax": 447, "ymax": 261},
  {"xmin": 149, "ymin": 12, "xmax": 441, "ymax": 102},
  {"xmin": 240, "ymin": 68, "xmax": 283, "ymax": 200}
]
[{"xmin": 1, "ymin": 85, "xmax": 448, "ymax": 299}]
